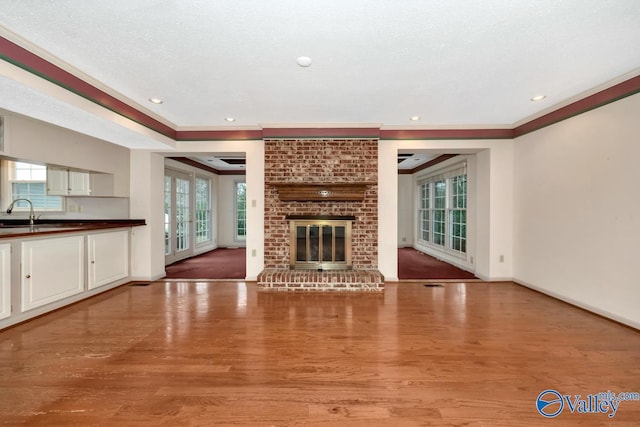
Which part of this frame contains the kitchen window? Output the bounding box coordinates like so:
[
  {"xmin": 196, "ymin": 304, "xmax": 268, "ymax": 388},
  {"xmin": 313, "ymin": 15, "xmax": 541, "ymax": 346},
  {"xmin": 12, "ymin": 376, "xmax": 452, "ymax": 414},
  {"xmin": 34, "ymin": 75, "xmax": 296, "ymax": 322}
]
[{"xmin": 7, "ymin": 161, "xmax": 63, "ymax": 211}]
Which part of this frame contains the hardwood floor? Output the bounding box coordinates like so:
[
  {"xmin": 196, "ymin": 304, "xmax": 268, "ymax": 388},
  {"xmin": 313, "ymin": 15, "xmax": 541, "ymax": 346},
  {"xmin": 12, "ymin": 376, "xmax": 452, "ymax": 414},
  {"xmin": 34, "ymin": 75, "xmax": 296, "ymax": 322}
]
[{"xmin": 0, "ymin": 281, "xmax": 638, "ymax": 426}]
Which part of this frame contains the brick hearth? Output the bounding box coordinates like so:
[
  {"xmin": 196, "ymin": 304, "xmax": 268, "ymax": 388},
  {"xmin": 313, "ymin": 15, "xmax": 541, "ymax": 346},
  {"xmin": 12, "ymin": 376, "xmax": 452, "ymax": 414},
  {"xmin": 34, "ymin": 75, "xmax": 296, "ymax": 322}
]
[
  {"xmin": 258, "ymin": 138, "xmax": 383, "ymax": 292},
  {"xmin": 258, "ymin": 269, "xmax": 384, "ymax": 292}
]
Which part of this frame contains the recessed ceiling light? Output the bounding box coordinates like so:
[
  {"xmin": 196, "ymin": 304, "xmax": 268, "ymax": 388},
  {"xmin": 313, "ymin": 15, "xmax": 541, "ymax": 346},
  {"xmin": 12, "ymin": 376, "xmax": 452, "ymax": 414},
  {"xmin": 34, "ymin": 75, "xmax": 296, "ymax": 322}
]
[
  {"xmin": 149, "ymin": 98, "xmax": 163, "ymax": 104},
  {"xmin": 410, "ymin": 116, "xmax": 421, "ymax": 121},
  {"xmin": 225, "ymin": 117, "xmax": 236, "ymax": 122},
  {"xmin": 296, "ymin": 56, "xmax": 312, "ymax": 67},
  {"xmin": 531, "ymin": 95, "xmax": 547, "ymax": 102}
]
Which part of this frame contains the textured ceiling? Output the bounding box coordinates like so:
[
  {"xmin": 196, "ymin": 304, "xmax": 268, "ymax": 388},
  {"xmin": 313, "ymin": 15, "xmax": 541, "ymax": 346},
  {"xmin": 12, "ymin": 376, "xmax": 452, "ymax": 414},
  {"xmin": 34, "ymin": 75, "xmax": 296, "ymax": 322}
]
[{"xmin": 1, "ymin": 0, "xmax": 640, "ymax": 138}]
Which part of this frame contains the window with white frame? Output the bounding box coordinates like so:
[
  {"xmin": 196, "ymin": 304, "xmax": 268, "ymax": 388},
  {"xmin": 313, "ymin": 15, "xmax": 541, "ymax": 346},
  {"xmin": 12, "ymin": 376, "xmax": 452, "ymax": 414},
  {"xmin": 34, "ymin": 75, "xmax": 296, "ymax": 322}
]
[
  {"xmin": 449, "ymin": 175, "xmax": 467, "ymax": 253},
  {"xmin": 195, "ymin": 176, "xmax": 212, "ymax": 244},
  {"xmin": 432, "ymin": 180, "xmax": 446, "ymax": 246},
  {"xmin": 417, "ymin": 162, "xmax": 467, "ymax": 255},
  {"xmin": 8, "ymin": 161, "xmax": 63, "ymax": 211},
  {"xmin": 235, "ymin": 181, "xmax": 246, "ymax": 241},
  {"xmin": 418, "ymin": 182, "xmax": 430, "ymax": 242}
]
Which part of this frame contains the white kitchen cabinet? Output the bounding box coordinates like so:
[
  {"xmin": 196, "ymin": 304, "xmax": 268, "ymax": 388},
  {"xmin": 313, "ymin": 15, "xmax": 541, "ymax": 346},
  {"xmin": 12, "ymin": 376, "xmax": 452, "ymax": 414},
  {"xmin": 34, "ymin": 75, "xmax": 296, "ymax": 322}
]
[
  {"xmin": 88, "ymin": 230, "xmax": 129, "ymax": 289},
  {"xmin": 0, "ymin": 243, "xmax": 10, "ymax": 321},
  {"xmin": 21, "ymin": 235, "xmax": 84, "ymax": 312},
  {"xmin": 46, "ymin": 168, "xmax": 92, "ymax": 195},
  {"xmin": 46, "ymin": 168, "xmax": 69, "ymax": 195},
  {"xmin": 68, "ymin": 171, "xmax": 91, "ymax": 195}
]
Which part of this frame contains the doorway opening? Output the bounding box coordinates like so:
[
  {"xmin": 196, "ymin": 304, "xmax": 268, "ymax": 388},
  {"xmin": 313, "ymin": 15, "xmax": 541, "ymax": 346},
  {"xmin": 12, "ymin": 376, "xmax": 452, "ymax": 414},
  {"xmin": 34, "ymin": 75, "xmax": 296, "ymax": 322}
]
[
  {"xmin": 397, "ymin": 150, "xmax": 477, "ymax": 280},
  {"xmin": 163, "ymin": 155, "xmax": 247, "ymax": 280}
]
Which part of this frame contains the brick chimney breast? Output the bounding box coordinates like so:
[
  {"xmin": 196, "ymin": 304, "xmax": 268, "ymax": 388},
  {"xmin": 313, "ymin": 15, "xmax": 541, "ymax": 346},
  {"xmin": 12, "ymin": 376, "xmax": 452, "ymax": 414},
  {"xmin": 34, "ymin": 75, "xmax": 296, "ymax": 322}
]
[{"xmin": 260, "ymin": 138, "xmax": 382, "ymax": 291}]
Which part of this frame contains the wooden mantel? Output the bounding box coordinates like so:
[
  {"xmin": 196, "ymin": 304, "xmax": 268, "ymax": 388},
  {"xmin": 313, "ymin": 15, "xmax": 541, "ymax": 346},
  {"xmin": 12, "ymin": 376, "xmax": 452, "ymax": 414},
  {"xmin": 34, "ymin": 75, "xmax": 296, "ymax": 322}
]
[{"xmin": 270, "ymin": 183, "xmax": 367, "ymax": 201}]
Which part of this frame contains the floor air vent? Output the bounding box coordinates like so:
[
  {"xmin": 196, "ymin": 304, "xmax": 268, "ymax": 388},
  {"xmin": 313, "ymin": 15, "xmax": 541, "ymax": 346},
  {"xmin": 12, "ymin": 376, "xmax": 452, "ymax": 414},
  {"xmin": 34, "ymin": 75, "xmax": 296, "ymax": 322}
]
[
  {"xmin": 423, "ymin": 284, "xmax": 445, "ymax": 288},
  {"xmin": 130, "ymin": 283, "xmax": 151, "ymax": 286}
]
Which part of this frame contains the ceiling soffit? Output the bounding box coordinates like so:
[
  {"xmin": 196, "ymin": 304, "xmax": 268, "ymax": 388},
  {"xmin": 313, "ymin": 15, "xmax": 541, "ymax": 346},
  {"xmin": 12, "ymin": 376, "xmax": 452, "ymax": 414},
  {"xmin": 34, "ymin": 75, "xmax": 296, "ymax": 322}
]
[{"xmin": 1, "ymin": 35, "xmax": 640, "ymax": 142}]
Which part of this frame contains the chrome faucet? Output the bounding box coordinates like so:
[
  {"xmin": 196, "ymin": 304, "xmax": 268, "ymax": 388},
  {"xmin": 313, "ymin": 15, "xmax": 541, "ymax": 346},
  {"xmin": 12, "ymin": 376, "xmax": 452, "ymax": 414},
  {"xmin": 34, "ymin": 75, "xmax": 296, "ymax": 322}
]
[{"xmin": 6, "ymin": 198, "xmax": 36, "ymax": 225}]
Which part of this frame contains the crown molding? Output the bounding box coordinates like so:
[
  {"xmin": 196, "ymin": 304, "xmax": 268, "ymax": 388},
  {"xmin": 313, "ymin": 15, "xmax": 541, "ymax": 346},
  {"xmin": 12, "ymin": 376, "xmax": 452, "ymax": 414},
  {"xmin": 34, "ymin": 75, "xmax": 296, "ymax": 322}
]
[
  {"xmin": 513, "ymin": 73, "xmax": 640, "ymax": 137},
  {"xmin": 0, "ymin": 35, "xmax": 176, "ymax": 139},
  {"xmin": 174, "ymin": 129, "xmax": 263, "ymax": 141},
  {"xmin": 381, "ymin": 128, "xmax": 514, "ymax": 140}
]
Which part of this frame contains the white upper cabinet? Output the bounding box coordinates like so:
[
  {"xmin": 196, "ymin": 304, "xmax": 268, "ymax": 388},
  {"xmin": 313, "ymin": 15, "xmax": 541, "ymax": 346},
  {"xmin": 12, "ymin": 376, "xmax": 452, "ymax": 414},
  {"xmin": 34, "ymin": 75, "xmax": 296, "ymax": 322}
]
[
  {"xmin": 47, "ymin": 168, "xmax": 114, "ymax": 196},
  {"xmin": 46, "ymin": 167, "xmax": 70, "ymax": 195},
  {"xmin": 68, "ymin": 170, "xmax": 91, "ymax": 195},
  {"xmin": 47, "ymin": 168, "xmax": 90, "ymax": 195}
]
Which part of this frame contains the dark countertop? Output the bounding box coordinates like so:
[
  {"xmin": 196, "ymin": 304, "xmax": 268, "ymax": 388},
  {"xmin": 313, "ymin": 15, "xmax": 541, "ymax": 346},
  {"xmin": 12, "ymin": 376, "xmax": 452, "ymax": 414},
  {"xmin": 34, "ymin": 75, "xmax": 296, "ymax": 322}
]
[{"xmin": 0, "ymin": 219, "xmax": 146, "ymax": 239}]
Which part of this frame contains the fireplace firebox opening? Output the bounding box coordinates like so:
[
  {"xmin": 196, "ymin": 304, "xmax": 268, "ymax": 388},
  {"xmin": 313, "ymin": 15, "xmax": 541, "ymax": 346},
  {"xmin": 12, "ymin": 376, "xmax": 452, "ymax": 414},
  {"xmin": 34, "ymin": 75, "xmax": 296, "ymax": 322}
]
[{"xmin": 288, "ymin": 216, "xmax": 354, "ymax": 270}]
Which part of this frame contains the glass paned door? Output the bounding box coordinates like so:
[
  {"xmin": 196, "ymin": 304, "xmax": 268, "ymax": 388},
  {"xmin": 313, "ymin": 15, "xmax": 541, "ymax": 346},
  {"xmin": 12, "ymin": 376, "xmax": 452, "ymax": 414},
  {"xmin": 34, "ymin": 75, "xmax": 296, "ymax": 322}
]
[
  {"xmin": 164, "ymin": 175, "xmax": 171, "ymax": 255},
  {"xmin": 195, "ymin": 177, "xmax": 212, "ymax": 244},
  {"xmin": 175, "ymin": 177, "xmax": 190, "ymax": 253},
  {"xmin": 165, "ymin": 171, "xmax": 192, "ymax": 265}
]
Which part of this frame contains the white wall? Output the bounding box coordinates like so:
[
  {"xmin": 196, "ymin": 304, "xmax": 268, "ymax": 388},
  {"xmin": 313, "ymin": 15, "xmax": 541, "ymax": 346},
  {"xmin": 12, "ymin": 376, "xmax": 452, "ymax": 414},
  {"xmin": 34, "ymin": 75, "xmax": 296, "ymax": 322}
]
[
  {"xmin": 514, "ymin": 93, "xmax": 640, "ymax": 329},
  {"xmin": 481, "ymin": 141, "xmax": 514, "ymax": 280},
  {"xmin": 217, "ymin": 174, "xmax": 247, "ymax": 248},
  {"xmin": 65, "ymin": 197, "xmax": 129, "ymax": 219},
  {"xmin": 397, "ymin": 174, "xmax": 413, "ymax": 247},
  {"xmin": 378, "ymin": 140, "xmax": 399, "ymax": 280},
  {"xmin": 130, "ymin": 150, "xmax": 165, "ymax": 281}
]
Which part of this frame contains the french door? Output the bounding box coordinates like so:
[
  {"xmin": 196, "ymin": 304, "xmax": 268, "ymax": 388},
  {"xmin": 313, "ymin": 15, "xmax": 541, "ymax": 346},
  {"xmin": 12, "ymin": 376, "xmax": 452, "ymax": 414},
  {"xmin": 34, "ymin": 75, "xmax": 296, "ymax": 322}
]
[{"xmin": 165, "ymin": 170, "xmax": 192, "ymax": 265}]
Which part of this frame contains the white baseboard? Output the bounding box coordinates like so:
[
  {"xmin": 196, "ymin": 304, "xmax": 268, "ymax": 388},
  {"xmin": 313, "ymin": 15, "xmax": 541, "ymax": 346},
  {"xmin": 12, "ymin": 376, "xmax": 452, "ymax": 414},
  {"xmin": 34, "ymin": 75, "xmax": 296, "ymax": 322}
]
[
  {"xmin": 516, "ymin": 279, "xmax": 639, "ymax": 330},
  {"xmin": 130, "ymin": 272, "xmax": 166, "ymax": 282},
  {"xmin": 474, "ymin": 273, "xmax": 513, "ymax": 282}
]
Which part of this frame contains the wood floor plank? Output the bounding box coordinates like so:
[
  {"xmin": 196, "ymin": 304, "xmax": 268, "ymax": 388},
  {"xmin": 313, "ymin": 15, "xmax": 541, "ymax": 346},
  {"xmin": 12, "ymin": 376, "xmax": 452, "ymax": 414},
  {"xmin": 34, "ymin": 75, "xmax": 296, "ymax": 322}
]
[{"xmin": 0, "ymin": 281, "xmax": 638, "ymax": 425}]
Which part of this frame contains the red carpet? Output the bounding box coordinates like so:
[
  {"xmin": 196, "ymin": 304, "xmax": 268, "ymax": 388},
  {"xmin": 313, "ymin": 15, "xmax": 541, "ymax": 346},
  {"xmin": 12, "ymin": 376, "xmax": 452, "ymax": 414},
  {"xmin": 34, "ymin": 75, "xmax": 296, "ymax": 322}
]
[
  {"xmin": 165, "ymin": 248, "xmax": 246, "ymax": 279},
  {"xmin": 165, "ymin": 247, "xmax": 473, "ymax": 280},
  {"xmin": 398, "ymin": 247, "xmax": 477, "ymax": 280}
]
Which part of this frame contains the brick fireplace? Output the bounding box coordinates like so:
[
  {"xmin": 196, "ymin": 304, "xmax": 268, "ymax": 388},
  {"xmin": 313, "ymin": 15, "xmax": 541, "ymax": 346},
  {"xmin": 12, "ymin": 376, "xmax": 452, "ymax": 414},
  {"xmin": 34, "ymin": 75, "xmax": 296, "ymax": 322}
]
[{"xmin": 257, "ymin": 138, "xmax": 384, "ymax": 292}]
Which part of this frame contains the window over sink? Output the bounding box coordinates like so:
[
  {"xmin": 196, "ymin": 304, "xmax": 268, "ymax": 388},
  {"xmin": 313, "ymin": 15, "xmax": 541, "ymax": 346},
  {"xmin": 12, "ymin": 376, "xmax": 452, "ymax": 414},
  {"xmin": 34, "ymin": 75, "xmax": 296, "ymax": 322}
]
[{"xmin": 4, "ymin": 161, "xmax": 63, "ymax": 211}]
